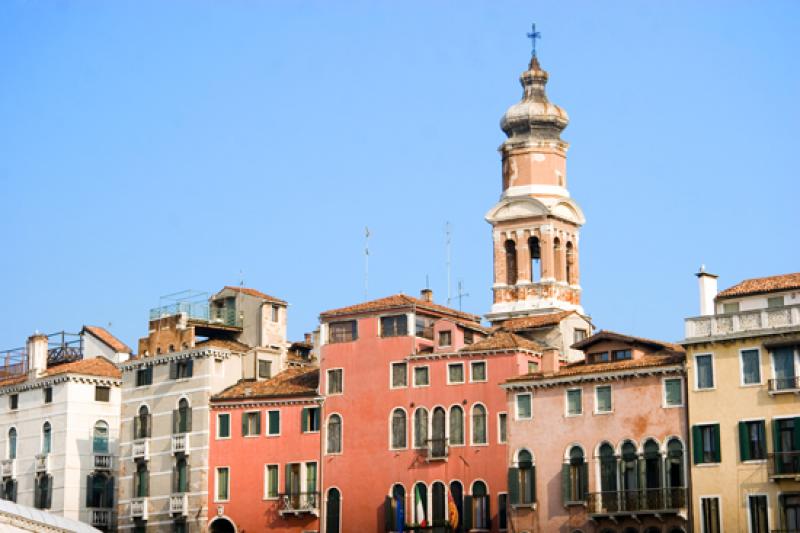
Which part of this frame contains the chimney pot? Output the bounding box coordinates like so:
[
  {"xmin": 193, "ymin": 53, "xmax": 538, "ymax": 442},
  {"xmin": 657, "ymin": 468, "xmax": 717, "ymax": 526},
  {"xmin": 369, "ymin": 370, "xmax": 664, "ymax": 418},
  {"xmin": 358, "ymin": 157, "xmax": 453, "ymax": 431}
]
[
  {"xmin": 304, "ymin": 333, "xmax": 311, "ymax": 343},
  {"xmin": 420, "ymin": 289, "xmax": 433, "ymax": 302},
  {"xmin": 695, "ymin": 267, "xmax": 719, "ymax": 316},
  {"xmin": 541, "ymin": 348, "xmax": 560, "ymax": 374}
]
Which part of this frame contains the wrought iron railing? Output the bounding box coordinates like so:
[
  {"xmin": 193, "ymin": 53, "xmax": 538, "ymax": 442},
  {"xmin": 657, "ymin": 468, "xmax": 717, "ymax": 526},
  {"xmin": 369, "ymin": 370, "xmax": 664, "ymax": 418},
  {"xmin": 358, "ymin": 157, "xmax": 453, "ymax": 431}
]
[
  {"xmin": 278, "ymin": 492, "xmax": 319, "ymax": 514},
  {"xmin": 769, "ymin": 377, "xmax": 800, "ymax": 393},
  {"xmin": 769, "ymin": 452, "xmax": 800, "ymax": 477},
  {"xmin": 587, "ymin": 488, "xmax": 686, "ymax": 514}
]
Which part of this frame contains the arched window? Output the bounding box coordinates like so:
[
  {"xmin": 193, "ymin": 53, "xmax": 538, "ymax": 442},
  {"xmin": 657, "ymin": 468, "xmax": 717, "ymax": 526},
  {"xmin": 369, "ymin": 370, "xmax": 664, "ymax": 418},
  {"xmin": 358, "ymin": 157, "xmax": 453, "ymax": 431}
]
[
  {"xmin": 471, "ymin": 404, "xmax": 487, "ymax": 445},
  {"xmin": 564, "ymin": 446, "xmax": 587, "ymax": 503},
  {"xmin": 449, "ymin": 406, "xmax": 464, "ymax": 446},
  {"xmin": 553, "ymin": 237, "xmax": 563, "ymax": 281},
  {"xmin": 666, "ymin": 438, "xmax": 685, "ymax": 488},
  {"xmin": 449, "ymin": 481, "xmax": 463, "ymax": 531},
  {"xmin": 470, "ymin": 480, "xmax": 489, "ymax": 529},
  {"xmin": 431, "ymin": 407, "xmax": 446, "ymax": 457},
  {"xmin": 599, "ymin": 443, "xmax": 617, "ymax": 492},
  {"xmin": 514, "ymin": 449, "xmax": 535, "ymax": 504},
  {"xmin": 391, "ymin": 409, "xmax": 406, "ymax": 449},
  {"xmin": 414, "ymin": 408, "xmax": 428, "ymax": 448},
  {"xmin": 644, "ymin": 439, "xmax": 662, "ymax": 489},
  {"xmin": 529, "ymin": 236, "xmax": 541, "ymax": 282},
  {"xmin": 504, "ymin": 240, "xmax": 517, "ymax": 285},
  {"xmin": 413, "ymin": 482, "xmax": 428, "ymax": 525},
  {"xmin": 432, "ymin": 481, "xmax": 446, "ymax": 525},
  {"xmin": 327, "ymin": 415, "xmax": 342, "ymax": 454},
  {"xmin": 566, "ymin": 241, "xmax": 575, "ymax": 285},
  {"xmin": 621, "ymin": 441, "xmax": 639, "ymax": 491},
  {"xmin": 42, "ymin": 422, "xmax": 52, "ymax": 454},
  {"xmin": 86, "ymin": 472, "xmax": 113, "ymax": 508},
  {"xmin": 135, "ymin": 405, "xmax": 151, "ymax": 439},
  {"xmin": 174, "ymin": 399, "xmax": 191, "ymax": 434},
  {"xmin": 93, "ymin": 421, "xmax": 109, "ymax": 454},
  {"xmin": 7, "ymin": 428, "xmax": 16, "ymax": 460},
  {"xmin": 174, "ymin": 456, "xmax": 189, "ymax": 493},
  {"xmin": 1, "ymin": 477, "xmax": 16, "ymax": 502},
  {"xmin": 326, "ymin": 488, "xmax": 341, "ymax": 533},
  {"xmin": 389, "ymin": 484, "xmax": 405, "ymax": 531},
  {"xmin": 134, "ymin": 462, "xmax": 149, "ymax": 498}
]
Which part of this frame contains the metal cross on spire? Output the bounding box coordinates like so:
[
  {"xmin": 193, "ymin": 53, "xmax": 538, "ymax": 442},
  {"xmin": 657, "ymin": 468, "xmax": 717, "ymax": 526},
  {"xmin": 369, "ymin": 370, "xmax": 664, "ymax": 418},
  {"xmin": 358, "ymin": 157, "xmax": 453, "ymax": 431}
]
[{"xmin": 527, "ymin": 23, "xmax": 541, "ymax": 58}]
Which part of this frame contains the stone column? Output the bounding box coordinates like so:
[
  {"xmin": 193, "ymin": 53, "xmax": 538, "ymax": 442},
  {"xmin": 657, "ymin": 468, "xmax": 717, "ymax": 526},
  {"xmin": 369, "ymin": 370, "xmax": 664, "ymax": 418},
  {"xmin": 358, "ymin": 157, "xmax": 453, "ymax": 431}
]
[
  {"xmin": 540, "ymin": 230, "xmax": 554, "ymax": 281},
  {"xmin": 493, "ymin": 233, "xmax": 507, "ymax": 286},
  {"xmin": 517, "ymin": 232, "xmax": 531, "ymax": 283}
]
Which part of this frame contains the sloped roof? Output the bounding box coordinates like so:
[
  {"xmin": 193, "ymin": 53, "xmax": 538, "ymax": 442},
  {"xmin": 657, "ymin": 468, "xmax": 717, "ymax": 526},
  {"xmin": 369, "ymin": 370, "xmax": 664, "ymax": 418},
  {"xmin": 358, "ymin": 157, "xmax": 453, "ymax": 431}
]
[
  {"xmin": 716, "ymin": 273, "xmax": 800, "ymax": 299},
  {"xmin": 83, "ymin": 325, "xmax": 132, "ymax": 354},
  {"xmin": 495, "ymin": 310, "xmax": 576, "ymax": 331},
  {"xmin": 0, "ymin": 497, "xmax": 102, "ymax": 532},
  {"xmin": 194, "ymin": 339, "xmax": 251, "ymax": 352},
  {"xmin": 213, "ymin": 368, "xmax": 319, "ymax": 401},
  {"xmin": 320, "ymin": 293, "xmax": 481, "ymax": 324},
  {"xmin": 571, "ymin": 330, "xmax": 682, "ymax": 352},
  {"xmin": 507, "ymin": 351, "xmax": 685, "ymax": 383},
  {"xmin": 461, "ymin": 330, "xmax": 545, "ymax": 352},
  {"xmin": 44, "ymin": 356, "xmax": 121, "ymax": 379},
  {"xmin": 220, "ymin": 286, "xmax": 287, "ymax": 305}
]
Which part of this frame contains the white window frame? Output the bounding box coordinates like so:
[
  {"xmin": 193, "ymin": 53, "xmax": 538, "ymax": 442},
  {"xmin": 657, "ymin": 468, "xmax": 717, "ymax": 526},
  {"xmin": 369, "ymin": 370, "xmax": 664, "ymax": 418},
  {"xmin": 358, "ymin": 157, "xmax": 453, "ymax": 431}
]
[
  {"xmin": 515, "ymin": 393, "xmax": 532, "ymax": 420},
  {"xmin": 264, "ymin": 463, "xmax": 279, "ymax": 500},
  {"xmin": 266, "ymin": 409, "xmax": 281, "ymax": 437},
  {"xmin": 694, "ymin": 353, "xmax": 716, "ymax": 391},
  {"xmin": 243, "ymin": 410, "xmax": 261, "ymax": 438},
  {"xmin": 438, "ymin": 329, "xmax": 452, "ymax": 347},
  {"xmin": 216, "ymin": 413, "xmax": 231, "ymax": 440},
  {"xmin": 497, "ymin": 412, "xmax": 508, "ymax": 444},
  {"xmin": 739, "ymin": 417, "xmax": 768, "ymax": 464},
  {"xmin": 388, "ymin": 407, "xmax": 408, "ymax": 451},
  {"xmin": 770, "ymin": 346, "xmax": 800, "ymax": 383},
  {"xmin": 447, "ymin": 362, "xmax": 465, "ymax": 385},
  {"xmin": 470, "ymin": 403, "xmax": 489, "ymax": 446},
  {"xmin": 448, "ymin": 404, "xmax": 465, "ymax": 448},
  {"xmin": 326, "ymin": 368, "xmax": 344, "ymax": 396},
  {"xmin": 326, "ymin": 413, "xmax": 343, "ymax": 455},
  {"xmin": 663, "ymin": 376, "xmax": 684, "ymax": 408},
  {"xmin": 745, "ymin": 492, "xmax": 770, "ymax": 533},
  {"xmin": 215, "ymin": 466, "xmax": 230, "ymax": 503},
  {"xmin": 390, "ymin": 361, "xmax": 408, "ymax": 389},
  {"xmin": 565, "ymin": 388, "xmax": 583, "ymax": 417},
  {"xmin": 739, "ymin": 347, "xmax": 763, "ymax": 387},
  {"xmin": 302, "ymin": 406, "xmax": 321, "ymax": 434},
  {"xmin": 412, "ymin": 365, "xmax": 430, "ymax": 388},
  {"xmin": 594, "ymin": 384, "xmax": 612, "ymax": 414},
  {"xmin": 699, "ymin": 495, "xmax": 723, "ymax": 533},
  {"xmin": 469, "ymin": 360, "xmax": 488, "ymax": 383}
]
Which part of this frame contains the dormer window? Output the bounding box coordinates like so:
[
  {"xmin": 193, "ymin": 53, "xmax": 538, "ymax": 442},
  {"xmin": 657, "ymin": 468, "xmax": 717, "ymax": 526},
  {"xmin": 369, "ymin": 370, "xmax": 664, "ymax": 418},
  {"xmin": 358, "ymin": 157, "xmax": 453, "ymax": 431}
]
[
  {"xmin": 768, "ymin": 296, "xmax": 785, "ymax": 308},
  {"xmin": 438, "ymin": 331, "xmax": 452, "ymax": 347},
  {"xmin": 415, "ymin": 316, "xmax": 435, "ymax": 340},
  {"xmin": 463, "ymin": 329, "xmax": 474, "ymax": 345},
  {"xmin": 589, "ymin": 352, "xmax": 610, "ymax": 364},
  {"xmin": 722, "ymin": 302, "xmax": 740, "ymax": 314},
  {"xmin": 329, "ymin": 321, "xmax": 357, "ymax": 343},
  {"xmin": 612, "ymin": 350, "xmax": 632, "ymax": 361},
  {"xmin": 380, "ymin": 315, "xmax": 408, "ymax": 337}
]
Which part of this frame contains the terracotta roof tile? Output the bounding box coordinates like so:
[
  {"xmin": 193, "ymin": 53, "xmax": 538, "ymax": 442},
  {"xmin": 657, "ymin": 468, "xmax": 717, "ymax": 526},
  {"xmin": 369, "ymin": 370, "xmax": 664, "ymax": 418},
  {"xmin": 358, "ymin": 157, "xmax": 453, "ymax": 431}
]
[
  {"xmin": 461, "ymin": 330, "xmax": 545, "ymax": 352},
  {"xmin": 44, "ymin": 357, "xmax": 121, "ymax": 379},
  {"xmin": 571, "ymin": 330, "xmax": 682, "ymax": 352},
  {"xmin": 83, "ymin": 325, "xmax": 132, "ymax": 354},
  {"xmin": 508, "ymin": 351, "xmax": 685, "ymax": 383},
  {"xmin": 221, "ymin": 286, "xmax": 287, "ymax": 305},
  {"xmin": 194, "ymin": 339, "xmax": 251, "ymax": 352},
  {"xmin": 213, "ymin": 368, "xmax": 319, "ymax": 400},
  {"xmin": 717, "ymin": 273, "xmax": 800, "ymax": 299},
  {"xmin": 320, "ymin": 293, "xmax": 482, "ymax": 324},
  {"xmin": 495, "ymin": 311, "xmax": 575, "ymax": 331},
  {"xmin": 0, "ymin": 375, "xmax": 27, "ymax": 387}
]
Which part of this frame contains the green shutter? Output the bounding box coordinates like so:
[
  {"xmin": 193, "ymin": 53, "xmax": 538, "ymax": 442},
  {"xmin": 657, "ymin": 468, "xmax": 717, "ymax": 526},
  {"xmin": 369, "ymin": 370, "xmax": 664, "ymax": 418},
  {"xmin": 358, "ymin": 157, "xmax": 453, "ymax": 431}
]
[
  {"xmin": 269, "ymin": 411, "xmax": 280, "ymax": 435},
  {"xmin": 561, "ymin": 464, "xmax": 570, "ymax": 504},
  {"xmin": 302, "ymin": 408, "xmax": 309, "ymax": 433},
  {"xmin": 384, "ymin": 496, "xmax": 393, "ymax": 532},
  {"xmin": 86, "ymin": 475, "xmax": 93, "ymax": 507},
  {"xmin": 284, "ymin": 464, "xmax": 290, "ymax": 494},
  {"xmin": 739, "ymin": 422, "xmax": 750, "ymax": 461},
  {"xmin": 462, "ymin": 495, "xmax": 473, "ymax": 530},
  {"xmin": 255, "ymin": 413, "xmax": 261, "ymax": 435},
  {"xmin": 713, "ymin": 424, "xmax": 722, "ymax": 462},
  {"xmin": 486, "ymin": 496, "xmax": 491, "ymax": 528},
  {"xmin": 773, "ymin": 419, "xmax": 782, "ymax": 453},
  {"xmin": 507, "ymin": 468, "xmax": 519, "ymax": 505},
  {"xmin": 242, "ymin": 414, "xmax": 248, "ymax": 436},
  {"xmin": 692, "ymin": 425, "xmax": 704, "ymax": 464},
  {"xmin": 105, "ymin": 477, "xmax": 114, "ymax": 508},
  {"xmin": 793, "ymin": 418, "xmax": 800, "ymax": 451}
]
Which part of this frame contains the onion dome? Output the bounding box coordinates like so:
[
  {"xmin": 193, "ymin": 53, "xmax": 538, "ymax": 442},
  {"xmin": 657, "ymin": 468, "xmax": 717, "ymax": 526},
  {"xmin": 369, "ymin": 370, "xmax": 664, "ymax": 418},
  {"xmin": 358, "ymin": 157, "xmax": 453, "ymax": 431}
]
[{"xmin": 500, "ymin": 56, "xmax": 569, "ymax": 142}]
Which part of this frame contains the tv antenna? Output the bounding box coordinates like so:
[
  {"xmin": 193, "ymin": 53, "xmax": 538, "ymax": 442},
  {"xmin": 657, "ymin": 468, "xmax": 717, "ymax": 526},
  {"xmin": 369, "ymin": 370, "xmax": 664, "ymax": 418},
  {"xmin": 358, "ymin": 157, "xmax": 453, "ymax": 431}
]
[{"xmin": 456, "ymin": 280, "xmax": 470, "ymax": 311}]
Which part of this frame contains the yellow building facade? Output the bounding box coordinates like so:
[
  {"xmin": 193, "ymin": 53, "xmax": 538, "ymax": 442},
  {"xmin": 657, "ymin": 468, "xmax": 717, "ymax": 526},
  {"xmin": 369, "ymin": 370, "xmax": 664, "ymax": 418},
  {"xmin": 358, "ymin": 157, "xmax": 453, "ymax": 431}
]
[{"xmin": 683, "ymin": 271, "xmax": 800, "ymax": 533}]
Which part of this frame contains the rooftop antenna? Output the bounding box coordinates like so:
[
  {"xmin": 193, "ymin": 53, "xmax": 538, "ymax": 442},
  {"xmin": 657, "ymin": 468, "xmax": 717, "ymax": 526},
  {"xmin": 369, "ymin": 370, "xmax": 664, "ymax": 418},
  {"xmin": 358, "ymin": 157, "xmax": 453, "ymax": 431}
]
[
  {"xmin": 364, "ymin": 226, "xmax": 370, "ymax": 300},
  {"xmin": 239, "ymin": 269, "xmax": 244, "ymax": 288},
  {"xmin": 446, "ymin": 222, "xmax": 452, "ymax": 306},
  {"xmin": 456, "ymin": 280, "xmax": 470, "ymax": 311},
  {"xmin": 425, "ymin": 274, "xmax": 430, "ymax": 289}
]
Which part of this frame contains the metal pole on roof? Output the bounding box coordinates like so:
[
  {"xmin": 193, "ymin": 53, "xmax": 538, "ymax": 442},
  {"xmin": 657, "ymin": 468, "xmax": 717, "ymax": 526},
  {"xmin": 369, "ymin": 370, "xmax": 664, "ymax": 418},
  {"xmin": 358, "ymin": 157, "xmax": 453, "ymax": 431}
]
[
  {"xmin": 446, "ymin": 222, "xmax": 452, "ymax": 306},
  {"xmin": 364, "ymin": 226, "xmax": 370, "ymax": 300}
]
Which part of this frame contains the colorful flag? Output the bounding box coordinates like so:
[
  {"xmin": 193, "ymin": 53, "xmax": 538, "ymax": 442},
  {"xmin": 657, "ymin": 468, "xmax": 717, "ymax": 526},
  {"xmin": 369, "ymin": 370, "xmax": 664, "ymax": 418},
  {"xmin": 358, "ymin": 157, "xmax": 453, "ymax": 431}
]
[
  {"xmin": 448, "ymin": 490, "xmax": 459, "ymax": 528},
  {"xmin": 415, "ymin": 484, "xmax": 427, "ymax": 527},
  {"xmin": 396, "ymin": 496, "xmax": 404, "ymax": 532}
]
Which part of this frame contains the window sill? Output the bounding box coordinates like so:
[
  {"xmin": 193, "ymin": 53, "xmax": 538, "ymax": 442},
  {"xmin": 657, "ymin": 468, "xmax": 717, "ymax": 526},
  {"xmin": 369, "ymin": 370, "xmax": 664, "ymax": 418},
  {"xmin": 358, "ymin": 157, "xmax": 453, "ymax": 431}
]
[
  {"xmin": 662, "ymin": 404, "xmax": 684, "ymax": 409},
  {"xmin": 469, "ymin": 380, "xmax": 488, "ymax": 384},
  {"xmin": 565, "ymin": 413, "xmax": 583, "ymax": 418},
  {"xmin": 594, "ymin": 410, "xmax": 613, "ymax": 416},
  {"xmin": 742, "ymin": 459, "xmax": 767, "ymax": 464},
  {"xmin": 693, "ymin": 387, "xmax": 716, "ymax": 392},
  {"xmin": 695, "ymin": 463, "xmax": 720, "ymax": 468},
  {"xmin": 511, "ymin": 502, "xmax": 537, "ymax": 510},
  {"xmin": 564, "ymin": 501, "xmax": 586, "ymax": 507}
]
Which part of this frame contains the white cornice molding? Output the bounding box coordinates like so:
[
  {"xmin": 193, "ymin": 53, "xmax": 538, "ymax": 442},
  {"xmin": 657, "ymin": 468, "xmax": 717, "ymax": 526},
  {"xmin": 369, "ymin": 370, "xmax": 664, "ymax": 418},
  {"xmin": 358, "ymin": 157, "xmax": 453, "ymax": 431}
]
[{"xmin": 502, "ymin": 364, "xmax": 685, "ymax": 390}]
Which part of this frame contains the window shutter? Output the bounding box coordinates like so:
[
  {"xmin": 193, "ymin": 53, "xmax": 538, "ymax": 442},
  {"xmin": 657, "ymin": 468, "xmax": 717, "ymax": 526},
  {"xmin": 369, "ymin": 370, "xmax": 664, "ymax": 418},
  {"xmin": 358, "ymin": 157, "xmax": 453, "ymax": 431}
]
[
  {"xmin": 173, "ymin": 410, "xmax": 179, "ymax": 434},
  {"xmin": 739, "ymin": 422, "xmax": 750, "ymax": 461},
  {"xmin": 462, "ymin": 495, "xmax": 473, "ymax": 530},
  {"xmin": 45, "ymin": 476, "xmax": 52, "ymax": 508},
  {"xmin": 242, "ymin": 414, "xmax": 248, "ymax": 436},
  {"xmin": 186, "ymin": 409, "xmax": 193, "ymax": 432},
  {"xmin": 284, "ymin": 465, "xmax": 291, "ymax": 494},
  {"xmin": 145, "ymin": 414, "xmax": 152, "ymax": 437},
  {"xmin": 255, "ymin": 413, "xmax": 261, "ymax": 435},
  {"xmin": 531, "ymin": 465, "xmax": 537, "ymax": 503},
  {"xmin": 713, "ymin": 424, "xmax": 722, "ymax": 462},
  {"xmin": 133, "ymin": 417, "xmax": 140, "ymax": 440},
  {"xmin": 485, "ymin": 496, "xmax": 491, "ymax": 529},
  {"xmin": 187, "ymin": 359, "xmax": 194, "ymax": 377},
  {"xmin": 34, "ymin": 476, "xmax": 40, "ymax": 508},
  {"xmin": 580, "ymin": 462, "xmax": 589, "ymax": 501},
  {"xmin": 270, "ymin": 411, "xmax": 280, "ymax": 434},
  {"xmin": 384, "ymin": 496, "xmax": 393, "ymax": 532},
  {"xmin": 773, "ymin": 419, "xmax": 782, "ymax": 453},
  {"xmin": 692, "ymin": 426, "xmax": 704, "ymax": 464},
  {"xmin": 561, "ymin": 464, "xmax": 570, "ymax": 504},
  {"xmin": 302, "ymin": 408, "xmax": 309, "ymax": 433},
  {"xmin": 86, "ymin": 474, "xmax": 93, "ymax": 507},
  {"xmin": 507, "ymin": 468, "xmax": 520, "ymax": 505},
  {"xmin": 793, "ymin": 418, "xmax": 800, "ymax": 451},
  {"xmin": 143, "ymin": 470, "xmax": 149, "ymax": 497},
  {"xmin": 10, "ymin": 480, "xmax": 16, "ymax": 503},
  {"xmin": 169, "ymin": 362, "xmax": 177, "ymax": 379},
  {"xmin": 105, "ymin": 476, "xmax": 115, "ymax": 508},
  {"xmin": 172, "ymin": 464, "xmax": 178, "ymax": 493}
]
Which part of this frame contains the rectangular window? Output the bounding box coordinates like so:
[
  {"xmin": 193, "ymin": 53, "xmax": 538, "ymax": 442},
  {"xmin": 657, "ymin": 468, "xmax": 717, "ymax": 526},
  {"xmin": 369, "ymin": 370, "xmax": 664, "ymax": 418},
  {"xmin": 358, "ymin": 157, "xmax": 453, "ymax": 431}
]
[
  {"xmin": 265, "ymin": 465, "xmax": 279, "ymax": 499},
  {"xmin": 217, "ymin": 413, "xmax": 230, "ymax": 439},
  {"xmin": 215, "ymin": 467, "xmax": 230, "ymax": 501},
  {"xmin": 516, "ymin": 393, "xmax": 532, "ymax": 420},
  {"xmin": 612, "ymin": 349, "xmax": 632, "ymax": 361},
  {"xmin": 498, "ymin": 413, "xmax": 507, "ymax": 444},
  {"xmin": 528, "ymin": 361, "xmax": 539, "ymax": 374},
  {"xmin": 722, "ymin": 302, "xmax": 740, "ymax": 314},
  {"xmin": 470, "ymin": 361, "xmax": 487, "ymax": 382},
  {"xmin": 463, "ymin": 329, "xmax": 474, "ymax": 345},
  {"xmin": 448, "ymin": 363, "xmax": 464, "ymax": 384},
  {"xmin": 415, "ymin": 315, "xmax": 435, "ymax": 340},
  {"xmin": 267, "ymin": 410, "xmax": 280, "ymax": 436},
  {"xmin": 328, "ymin": 320, "xmax": 357, "ymax": 343},
  {"xmin": 380, "ymin": 315, "xmax": 408, "ymax": 337},
  {"xmin": 413, "ymin": 366, "xmax": 429, "ymax": 387},
  {"xmin": 772, "ymin": 347, "xmax": 797, "ymax": 390},
  {"xmin": 271, "ymin": 305, "xmax": 279, "ymax": 322},
  {"xmin": 9, "ymin": 394, "xmax": 17, "ymax": 410},
  {"xmin": 701, "ymin": 496, "xmax": 721, "ymax": 533},
  {"xmin": 566, "ymin": 389, "xmax": 582, "ymax": 416},
  {"xmin": 693, "ymin": 424, "xmax": 721, "ymax": 464},
  {"xmin": 258, "ymin": 360, "xmax": 272, "ymax": 379},
  {"xmin": 498, "ymin": 493, "xmax": 508, "ymax": 530},
  {"xmin": 43, "ymin": 387, "xmax": 52, "ymax": 404},
  {"xmin": 696, "ymin": 354, "xmax": 714, "ymax": 389},
  {"xmin": 590, "ymin": 352, "xmax": 610, "ymax": 363},
  {"xmin": 391, "ymin": 362, "xmax": 407, "ymax": 388},
  {"xmin": 327, "ymin": 368, "xmax": 343, "ymax": 395},
  {"xmin": 438, "ymin": 330, "xmax": 452, "ymax": 347},
  {"xmin": 242, "ymin": 412, "xmax": 261, "ymax": 437},
  {"xmin": 664, "ymin": 378, "xmax": 684, "ymax": 407},
  {"xmin": 573, "ymin": 329, "xmax": 587, "ymax": 344},
  {"xmin": 780, "ymin": 494, "xmax": 800, "ymax": 533},
  {"xmin": 768, "ymin": 296, "xmax": 785, "ymax": 308},
  {"xmin": 741, "ymin": 349, "xmax": 761, "ymax": 385},
  {"xmin": 135, "ymin": 367, "xmax": 153, "ymax": 387},
  {"xmin": 170, "ymin": 359, "xmax": 193, "ymax": 380},
  {"xmin": 748, "ymin": 494, "xmax": 768, "ymax": 533},
  {"xmin": 739, "ymin": 420, "xmax": 766, "ymax": 461},
  {"xmin": 595, "ymin": 385, "xmax": 612, "ymax": 413},
  {"xmin": 302, "ymin": 407, "xmax": 320, "ymax": 432},
  {"xmin": 95, "ymin": 386, "xmax": 110, "ymax": 402}
]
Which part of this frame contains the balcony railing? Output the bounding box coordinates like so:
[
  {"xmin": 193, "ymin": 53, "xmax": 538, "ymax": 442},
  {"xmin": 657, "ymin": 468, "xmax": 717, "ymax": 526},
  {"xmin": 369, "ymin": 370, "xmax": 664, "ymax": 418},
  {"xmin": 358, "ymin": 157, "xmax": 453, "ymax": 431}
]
[
  {"xmin": 93, "ymin": 454, "xmax": 112, "ymax": 471},
  {"xmin": 130, "ymin": 498, "xmax": 148, "ymax": 520},
  {"xmin": 34, "ymin": 454, "xmax": 48, "ymax": 473},
  {"xmin": 587, "ymin": 488, "xmax": 687, "ymax": 515},
  {"xmin": 769, "ymin": 377, "xmax": 800, "ymax": 394},
  {"xmin": 169, "ymin": 493, "xmax": 188, "ymax": 516},
  {"xmin": 1, "ymin": 459, "xmax": 15, "ymax": 478},
  {"xmin": 685, "ymin": 304, "xmax": 800, "ymax": 340},
  {"xmin": 769, "ymin": 452, "xmax": 800, "ymax": 478},
  {"xmin": 278, "ymin": 492, "xmax": 320, "ymax": 516},
  {"xmin": 171, "ymin": 434, "xmax": 189, "ymax": 455},
  {"xmin": 91, "ymin": 509, "xmax": 112, "ymax": 527},
  {"xmin": 426, "ymin": 438, "xmax": 449, "ymax": 461},
  {"xmin": 132, "ymin": 439, "xmax": 149, "ymax": 461}
]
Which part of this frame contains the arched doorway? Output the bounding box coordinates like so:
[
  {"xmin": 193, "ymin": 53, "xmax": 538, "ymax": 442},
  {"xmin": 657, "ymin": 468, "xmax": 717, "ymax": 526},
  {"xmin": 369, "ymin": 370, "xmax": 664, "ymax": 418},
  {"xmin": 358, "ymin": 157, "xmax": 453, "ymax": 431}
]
[
  {"xmin": 326, "ymin": 488, "xmax": 341, "ymax": 533},
  {"xmin": 209, "ymin": 517, "xmax": 236, "ymax": 533}
]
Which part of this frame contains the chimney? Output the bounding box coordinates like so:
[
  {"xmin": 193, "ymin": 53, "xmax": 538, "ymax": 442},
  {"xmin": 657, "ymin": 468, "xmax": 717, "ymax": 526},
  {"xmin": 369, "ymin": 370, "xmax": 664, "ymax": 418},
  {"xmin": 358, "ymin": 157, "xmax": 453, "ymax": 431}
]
[
  {"xmin": 696, "ymin": 265, "xmax": 719, "ymax": 316},
  {"xmin": 304, "ymin": 333, "xmax": 312, "ymax": 344},
  {"xmin": 541, "ymin": 347, "xmax": 560, "ymax": 374},
  {"xmin": 27, "ymin": 333, "xmax": 49, "ymax": 377},
  {"xmin": 420, "ymin": 289, "xmax": 433, "ymax": 302}
]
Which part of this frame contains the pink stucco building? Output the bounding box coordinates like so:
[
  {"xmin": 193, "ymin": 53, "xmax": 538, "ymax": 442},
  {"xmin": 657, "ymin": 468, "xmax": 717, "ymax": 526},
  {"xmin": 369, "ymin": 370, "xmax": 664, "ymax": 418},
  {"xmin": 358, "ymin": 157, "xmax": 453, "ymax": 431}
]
[{"xmin": 503, "ymin": 331, "xmax": 689, "ymax": 533}]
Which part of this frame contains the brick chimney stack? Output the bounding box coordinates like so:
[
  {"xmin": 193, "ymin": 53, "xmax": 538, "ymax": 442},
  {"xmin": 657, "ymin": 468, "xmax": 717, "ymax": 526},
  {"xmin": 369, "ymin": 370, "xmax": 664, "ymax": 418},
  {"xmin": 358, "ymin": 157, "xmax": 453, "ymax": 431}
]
[
  {"xmin": 541, "ymin": 347, "xmax": 560, "ymax": 375},
  {"xmin": 420, "ymin": 289, "xmax": 433, "ymax": 303},
  {"xmin": 27, "ymin": 333, "xmax": 48, "ymax": 378}
]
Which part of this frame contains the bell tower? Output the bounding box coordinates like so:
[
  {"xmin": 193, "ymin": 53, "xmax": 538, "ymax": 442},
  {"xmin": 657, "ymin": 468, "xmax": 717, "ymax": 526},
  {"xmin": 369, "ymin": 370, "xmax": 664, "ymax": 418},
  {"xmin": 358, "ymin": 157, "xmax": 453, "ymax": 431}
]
[{"xmin": 486, "ymin": 45, "xmax": 586, "ymax": 323}]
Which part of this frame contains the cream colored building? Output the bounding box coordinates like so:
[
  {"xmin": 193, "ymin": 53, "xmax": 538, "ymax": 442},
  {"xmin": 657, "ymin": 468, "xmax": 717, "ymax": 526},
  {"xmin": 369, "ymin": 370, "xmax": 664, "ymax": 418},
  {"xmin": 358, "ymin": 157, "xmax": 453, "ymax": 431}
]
[{"xmin": 683, "ymin": 271, "xmax": 800, "ymax": 533}]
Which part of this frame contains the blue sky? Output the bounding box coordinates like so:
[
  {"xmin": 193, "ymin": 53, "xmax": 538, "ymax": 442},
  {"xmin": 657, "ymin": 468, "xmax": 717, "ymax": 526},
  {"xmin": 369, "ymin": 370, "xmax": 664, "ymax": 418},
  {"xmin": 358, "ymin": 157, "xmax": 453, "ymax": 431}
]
[{"xmin": 0, "ymin": 1, "xmax": 798, "ymax": 350}]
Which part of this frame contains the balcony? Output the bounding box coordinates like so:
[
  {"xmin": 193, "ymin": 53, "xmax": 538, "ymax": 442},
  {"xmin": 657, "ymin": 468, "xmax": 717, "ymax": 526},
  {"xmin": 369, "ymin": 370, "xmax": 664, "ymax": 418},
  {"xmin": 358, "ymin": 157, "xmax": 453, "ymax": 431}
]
[
  {"xmin": 93, "ymin": 454, "xmax": 112, "ymax": 471},
  {"xmin": 34, "ymin": 454, "xmax": 48, "ymax": 473},
  {"xmin": 278, "ymin": 492, "xmax": 319, "ymax": 516},
  {"xmin": 769, "ymin": 377, "xmax": 800, "ymax": 395},
  {"xmin": 425, "ymin": 438, "xmax": 449, "ymax": 461},
  {"xmin": 169, "ymin": 493, "xmax": 188, "ymax": 517},
  {"xmin": 91, "ymin": 509, "xmax": 112, "ymax": 528},
  {"xmin": 769, "ymin": 452, "xmax": 800, "ymax": 480},
  {"xmin": 132, "ymin": 439, "xmax": 149, "ymax": 461},
  {"xmin": 130, "ymin": 498, "xmax": 148, "ymax": 520},
  {"xmin": 1, "ymin": 459, "xmax": 15, "ymax": 478},
  {"xmin": 171, "ymin": 434, "xmax": 189, "ymax": 455},
  {"xmin": 685, "ymin": 304, "xmax": 800, "ymax": 341},
  {"xmin": 587, "ymin": 488, "xmax": 687, "ymax": 517}
]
